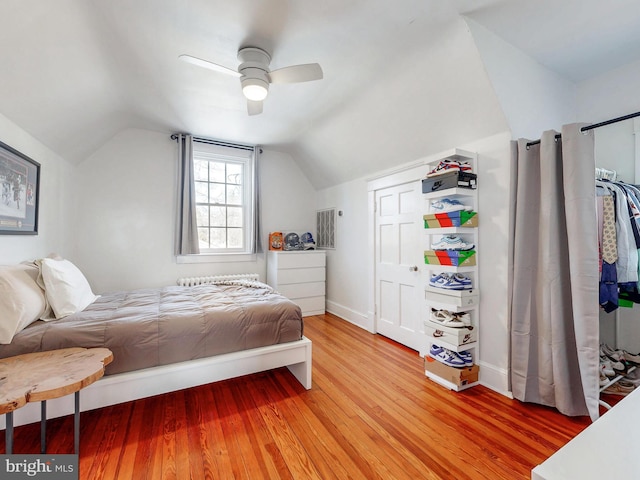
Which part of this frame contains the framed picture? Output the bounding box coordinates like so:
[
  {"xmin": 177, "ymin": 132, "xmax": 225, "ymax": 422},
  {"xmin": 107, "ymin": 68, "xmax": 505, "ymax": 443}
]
[{"xmin": 0, "ymin": 140, "xmax": 40, "ymax": 235}]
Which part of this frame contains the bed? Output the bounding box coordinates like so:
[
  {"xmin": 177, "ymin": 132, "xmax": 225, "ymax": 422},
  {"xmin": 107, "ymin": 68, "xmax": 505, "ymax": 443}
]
[{"xmin": 0, "ymin": 261, "xmax": 312, "ymax": 428}]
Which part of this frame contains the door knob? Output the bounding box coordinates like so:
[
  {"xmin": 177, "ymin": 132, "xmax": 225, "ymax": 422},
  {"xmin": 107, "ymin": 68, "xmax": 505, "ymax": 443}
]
[{"xmin": 409, "ymin": 266, "xmax": 419, "ymax": 272}]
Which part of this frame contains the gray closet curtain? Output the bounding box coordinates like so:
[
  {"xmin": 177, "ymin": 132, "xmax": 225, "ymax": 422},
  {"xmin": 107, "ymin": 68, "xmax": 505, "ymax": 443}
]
[
  {"xmin": 252, "ymin": 147, "xmax": 263, "ymax": 254},
  {"xmin": 175, "ymin": 134, "xmax": 200, "ymax": 255},
  {"xmin": 509, "ymin": 123, "xmax": 600, "ymax": 421}
]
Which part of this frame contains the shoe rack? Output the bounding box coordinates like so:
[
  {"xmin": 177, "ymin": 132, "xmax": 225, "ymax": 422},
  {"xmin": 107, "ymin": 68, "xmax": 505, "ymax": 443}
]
[{"xmin": 421, "ymin": 148, "xmax": 480, "ymax": 391}]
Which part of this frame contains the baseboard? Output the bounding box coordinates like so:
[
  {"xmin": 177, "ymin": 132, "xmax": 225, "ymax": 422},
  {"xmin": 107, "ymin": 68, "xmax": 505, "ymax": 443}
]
[
  {"xmin": 478, "ymin": 361, "xmax": 513, "ymax": 398},
  {"xmin": 325, "ymin": 300, "xmax": 372, "ymax": 332}
]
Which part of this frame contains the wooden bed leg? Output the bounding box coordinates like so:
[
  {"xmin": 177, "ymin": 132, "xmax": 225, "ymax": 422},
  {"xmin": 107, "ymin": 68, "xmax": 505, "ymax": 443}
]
[{"xmin": 287, "ymin": 339, "xmax": 312, "ymax": 389}]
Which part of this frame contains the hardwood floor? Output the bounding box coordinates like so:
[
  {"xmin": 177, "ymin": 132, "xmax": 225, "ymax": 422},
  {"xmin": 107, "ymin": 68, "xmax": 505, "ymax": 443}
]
[{"xmin": 1, "ymin": 313, "xmax": 591, "ymax": 479}]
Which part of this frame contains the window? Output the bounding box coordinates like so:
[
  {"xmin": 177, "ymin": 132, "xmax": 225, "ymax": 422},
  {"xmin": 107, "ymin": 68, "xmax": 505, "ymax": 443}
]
[{"xmin": 192, "ymin": 142, "xmax": 256, "ymax": 254}]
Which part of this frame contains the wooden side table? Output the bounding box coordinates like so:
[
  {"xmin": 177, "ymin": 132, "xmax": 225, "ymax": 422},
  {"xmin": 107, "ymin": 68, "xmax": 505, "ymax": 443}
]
[{"xmin": 0, "ymin": 347, "xmax": 113, "ymax": 454}]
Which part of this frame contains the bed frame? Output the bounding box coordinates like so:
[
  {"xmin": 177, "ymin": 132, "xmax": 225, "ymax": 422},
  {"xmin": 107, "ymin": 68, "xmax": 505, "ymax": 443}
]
[{"xmin": 0, "ymin": 274, "xmax": 312, "ymax": 429}]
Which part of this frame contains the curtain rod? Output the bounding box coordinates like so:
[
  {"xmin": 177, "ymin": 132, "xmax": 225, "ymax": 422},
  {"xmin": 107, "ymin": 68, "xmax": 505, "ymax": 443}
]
[
  {"xmin": 525, "ymin": 110, "xmax": 640, "ymax": 148},
  {"xmin": 170, "ymin": 133, "xmax": 255, "ymax": 152}
]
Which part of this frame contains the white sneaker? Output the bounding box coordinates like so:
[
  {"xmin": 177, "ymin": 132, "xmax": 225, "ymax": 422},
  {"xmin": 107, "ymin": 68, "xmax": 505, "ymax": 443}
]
[{"xmin": 431, "ymin": 235, "xmax": 475, "ymax": 251}]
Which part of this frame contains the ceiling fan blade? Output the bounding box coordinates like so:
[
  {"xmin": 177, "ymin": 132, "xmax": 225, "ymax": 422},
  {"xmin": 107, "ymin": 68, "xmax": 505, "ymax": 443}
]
[
  {"xmin": 178, "ymin": 54, "xmax": 241, "ymax": 77},
  {"xmin": 268, "ymin": 63, "xmax": 323, "ymax": 84},
  {"xmin": 247, "ymin": 100, "xmax": 263, "ymax": 116}
]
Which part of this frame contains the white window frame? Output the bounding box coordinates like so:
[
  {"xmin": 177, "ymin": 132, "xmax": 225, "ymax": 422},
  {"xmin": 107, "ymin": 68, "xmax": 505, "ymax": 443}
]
[{"xmin": 180, "ymin": 141, "xmax": 256, "ymax": 262}]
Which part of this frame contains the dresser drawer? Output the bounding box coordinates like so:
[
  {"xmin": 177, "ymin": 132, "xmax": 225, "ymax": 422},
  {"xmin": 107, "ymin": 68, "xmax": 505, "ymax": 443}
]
[
  {"xmin": 276, "ymin": 267, "xmax": 325, "ymax": 285},
  {"xmin": 275, "ymin": 252, "xmax": 326, "ymax": 269},
  {"xmin": 279, "ymin": 281, "xmax": 325, "ymax": 299},
  {"xmin": 295, "ymin": 296, "xmax": 326, "ymax": 316}
]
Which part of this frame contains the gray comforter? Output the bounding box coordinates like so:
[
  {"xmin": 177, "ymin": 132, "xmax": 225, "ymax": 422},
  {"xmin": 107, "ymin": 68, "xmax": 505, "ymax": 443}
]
[{"xmin": 0, "ymin": 282, "xmax": 303, "ymax": 375}]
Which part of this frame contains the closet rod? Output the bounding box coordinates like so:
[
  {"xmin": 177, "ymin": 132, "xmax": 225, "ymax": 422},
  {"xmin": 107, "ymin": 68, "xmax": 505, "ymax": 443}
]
[
  {"xmin": 525, "ymin": 110, "xmax": 640, "ymax": 148},
  {"xmin": 170, "ymin": 133, "xmax": 255, "ymax": 151}
]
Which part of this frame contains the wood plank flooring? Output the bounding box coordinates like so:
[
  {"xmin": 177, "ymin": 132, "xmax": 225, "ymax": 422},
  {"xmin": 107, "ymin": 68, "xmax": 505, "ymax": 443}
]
[{"xmin": 1, "ymin": 313, "xmax": 591, "ymax": 479}]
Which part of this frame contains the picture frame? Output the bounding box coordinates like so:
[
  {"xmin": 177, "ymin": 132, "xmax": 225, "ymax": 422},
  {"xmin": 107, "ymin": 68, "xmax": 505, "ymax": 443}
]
[{"xmin": 0, "ymin": 140, "xmax": 40, "ymax": 235}]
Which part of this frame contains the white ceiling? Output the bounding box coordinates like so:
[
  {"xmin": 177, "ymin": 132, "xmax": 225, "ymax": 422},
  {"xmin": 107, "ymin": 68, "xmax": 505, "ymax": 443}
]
[{"xmin": 1, "ymin": 0, "xmax": 639, "ymax": 188}]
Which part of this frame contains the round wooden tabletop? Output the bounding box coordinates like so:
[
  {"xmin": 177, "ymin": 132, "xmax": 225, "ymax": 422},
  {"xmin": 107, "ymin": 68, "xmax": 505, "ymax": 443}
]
[{"xmin": 0, "ymin": 347, "xmax": 113, "ymax": 415}]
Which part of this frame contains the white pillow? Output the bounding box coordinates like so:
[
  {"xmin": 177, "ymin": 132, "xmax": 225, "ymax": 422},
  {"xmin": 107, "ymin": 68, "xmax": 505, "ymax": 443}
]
[
  {"xmin": 0, "ymin": 264, "xmax": 47, "ymax": 344},
  {"xmin": 40, "ymin": 258, "xmax": 99, "ymax": 319}
]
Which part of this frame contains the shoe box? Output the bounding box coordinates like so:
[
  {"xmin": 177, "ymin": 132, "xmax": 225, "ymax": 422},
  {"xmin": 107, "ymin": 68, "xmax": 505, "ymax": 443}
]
[
  {"xmin": 422, "ymin": 171, "xmax": 477, "ymax": 194},
  {"xmin": 424, "ymin": 320, "xmax": 477, "ymax": 346},
  {"xmin": 424, "ymin": 249, "xmax": 476, "ymax": 267},
  {"xmin": 423, "ymin": 211, "xmax": 478, "ymax": 229},
  {"xmin": 424, "ymin": 356, "xmax": 480, "ymax": 386},
  {"xmin": 424, "ymin": 286, "xmax": 479, "ymax": 307}
]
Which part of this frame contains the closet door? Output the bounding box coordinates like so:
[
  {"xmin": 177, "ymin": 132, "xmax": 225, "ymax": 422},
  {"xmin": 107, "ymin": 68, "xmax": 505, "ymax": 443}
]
[{"xmin": 374, "ymin": 181, "xmax": 423, "ymax": 351}]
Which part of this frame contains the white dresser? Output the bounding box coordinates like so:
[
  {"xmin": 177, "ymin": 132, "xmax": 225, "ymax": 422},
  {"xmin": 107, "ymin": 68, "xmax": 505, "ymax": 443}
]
[{"xmin": 267, "ymin": 250, "xmax": 326, "ymax": 316}]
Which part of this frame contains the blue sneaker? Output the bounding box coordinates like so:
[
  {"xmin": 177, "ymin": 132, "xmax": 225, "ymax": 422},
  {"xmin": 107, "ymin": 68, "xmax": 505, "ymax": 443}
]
[
  {"xmin": 429, "ymin": 344, "xmax": 466, "ymax": 367},
  {"xmin": 430, "ymin": 198, "xmax": 472, "ymax": 213},
  {"xmin": 429, "ymin": 273, "xmax": 472, "ymax": 290},
  {"xmin": 458, "ymin": 350, "xmax": 474, "ymax": 366}
]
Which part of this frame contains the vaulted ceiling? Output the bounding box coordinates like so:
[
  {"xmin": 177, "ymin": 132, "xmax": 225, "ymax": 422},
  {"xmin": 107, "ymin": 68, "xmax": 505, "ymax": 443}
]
[{"xmin": 1, "ymin": 0, "xmax": 639, "ymax": 188}]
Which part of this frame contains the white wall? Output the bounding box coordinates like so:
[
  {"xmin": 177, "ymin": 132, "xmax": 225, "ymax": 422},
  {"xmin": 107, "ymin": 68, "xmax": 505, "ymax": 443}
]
[
  {"xmin": 0, "ymin": 113, "xmax": 75, "ymax": 265},
  {"xmin": 316, "ymin": 178, "xmax": 369, "ymax": 328},
  {"xmin": 74, "ymin": 128, "xmax": 316, "ymax": 293},
  {"xmin": 317, "ymin": 131, "xmax": 513, "ymax": 395},
  {"xmin": 465, "ymin": 18, "xmax": 577, "ymax": 139}
]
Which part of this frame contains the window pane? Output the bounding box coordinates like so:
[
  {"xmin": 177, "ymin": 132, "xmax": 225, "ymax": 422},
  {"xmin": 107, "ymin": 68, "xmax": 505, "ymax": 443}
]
[
  {"xmin": 210, "ymin": 206, "xmax": 226, "ymax": 227},
  {"xmin": 228, "ymin": 228, "xmax": 243, "ymax": 248},
  {"xmin": 210, "ymin": 162, "xmax": 226, "ymax": 183},
  {"xmin": 227, "ymin": 163, "xmax": 243, "ymax": 185},
  {"xmin": 195, "ymin": 181, "xmax": 209, "ymax": 203},
  {"xmin": 196, "ymin": 206, "xmax": 210, "ymax": 227},
  {"xmin": 198, "ymin": 228, "xmax": 210, "ymax": 248},
  {"xmin": 211, "ymin": 228, "xmax": 226, "ymax": 248},
  {"xmin": 194, "ymin": 160, "xmax": 209, "ymax": 181},
  {"xmin": 228, "ymin": 206, "xmax": 243, "ymax": 227},
  {"xmin": 210, "ymin": 183, "xmax": 225, "ymax": 204},
  {"xmin": 227, "ymin": 185, "xmax": 242, "ymax": 205}
]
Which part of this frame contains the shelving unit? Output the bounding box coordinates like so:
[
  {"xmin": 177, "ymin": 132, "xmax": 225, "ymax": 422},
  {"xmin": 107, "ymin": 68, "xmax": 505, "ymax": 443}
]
[{"xmin": 421, "ymin": 149, "xmax": 480, "ymax": 392}]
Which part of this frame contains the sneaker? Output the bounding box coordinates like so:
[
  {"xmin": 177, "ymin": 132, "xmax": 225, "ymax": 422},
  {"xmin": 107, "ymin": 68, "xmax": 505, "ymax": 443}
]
[
  {"xmin": 599, "ymin": 371, "xmax": 610, "ymax": 387},
  {"xmin": 426, "ymin": 160, "xmax": 473, "ymax": 178},
  {"xmin": 430, "ymin": 198, "xmax": 473, "ymax": 213},
  {"xmin": 453, "ymin": 311, "xmax": 471, "ymax": 325},
  {"xmin": 431, "ymin": 235, "xmax": 475, "ymax": 251},
  {"xmin": 429, "ymin": 344, "xmax": 466, "ymax": 367},
  {"xmin": 600, "ymin": 357, "xmax": 615, "ymax": 377},
  {"xmin": 458, "ymin": 350, "xmax": 473, "ymax": 366},
  {"xmin": 430, "ymin": 308, "xmax": 467, "ymax": 328},
  {"xmin": 429, "ymin": 273, "xmax": 472, "ymax": 290},
  {"xmin": 450, "ymin": 273, "xmax": 473, "ymax": 289},
  {"xmin": 623, "ymin": 350, "xmax": 640, "ymax": 365},
  {"xmin": 602, "ymin": 380, "xmax": 635, "ymax": 396}
]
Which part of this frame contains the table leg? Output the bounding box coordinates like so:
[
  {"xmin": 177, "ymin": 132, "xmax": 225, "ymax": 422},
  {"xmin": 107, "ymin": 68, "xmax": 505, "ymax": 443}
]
[
  {"xmin": 41, "ymin": 400, "xmax": 47, "ymax": 454},
  {"xmin": 74, "ymin": 391, "xmax": 80, "ymax": 454},
  {"xmin": 5, "ymin": 411, "xmax": 13, "ymax": 454}
]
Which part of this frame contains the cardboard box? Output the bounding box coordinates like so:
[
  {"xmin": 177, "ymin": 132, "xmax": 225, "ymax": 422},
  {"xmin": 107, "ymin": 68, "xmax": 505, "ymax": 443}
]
[
  {"xmin": 421, "ymin": 171, "xmax": 477, "ymax": 193},
  {"xmin": 424, "ymin": 321, "xmax": 477, "ymax": 346},
  {"xmin": 424, "ymin": 357, "xmax": 479, "ymax": 386},
  {"xmin": 423, "ymin": 211, "xmax": 478, "ymax": 229},
  {"xmin": 424, "ymin": 250, "xmax": 476, "ymax": 267}
]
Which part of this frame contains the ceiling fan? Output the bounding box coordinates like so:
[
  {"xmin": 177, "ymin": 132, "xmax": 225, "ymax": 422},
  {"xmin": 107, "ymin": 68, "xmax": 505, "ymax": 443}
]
[{"xmin": 179, "ymin": 47, "xmax": 323, "ymax": 115}]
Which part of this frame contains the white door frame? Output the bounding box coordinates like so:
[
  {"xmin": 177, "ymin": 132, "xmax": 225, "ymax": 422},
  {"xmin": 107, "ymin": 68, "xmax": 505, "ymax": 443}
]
[{"xmin": 366, "ymin": 160, "xmax": 427, "ymax": 336}]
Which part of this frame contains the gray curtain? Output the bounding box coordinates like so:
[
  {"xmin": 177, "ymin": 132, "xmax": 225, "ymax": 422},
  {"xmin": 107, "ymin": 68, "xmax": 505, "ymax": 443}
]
[
  {"xmin": 175, "ymin": 134, "xmax": 200, "ymax": 255},
  {"xmin": 252, "ymin": 147, "xmax": 263, "ymax": 254},
  {"xmin": 509, "ymin": 123, "xmax": 600, "ymax": 421}
]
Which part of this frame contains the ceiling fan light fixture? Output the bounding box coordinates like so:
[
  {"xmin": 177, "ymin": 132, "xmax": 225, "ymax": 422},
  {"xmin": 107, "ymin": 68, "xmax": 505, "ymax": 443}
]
[{"xmin": 241, "ymin": 77, "xmax": 269, "ymax": 101}]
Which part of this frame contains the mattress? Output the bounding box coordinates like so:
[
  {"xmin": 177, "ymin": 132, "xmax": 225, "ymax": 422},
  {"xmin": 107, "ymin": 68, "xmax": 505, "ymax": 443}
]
[{"xmin": 0, "ymin": 281, "xmax": 303, "ymax": 375}]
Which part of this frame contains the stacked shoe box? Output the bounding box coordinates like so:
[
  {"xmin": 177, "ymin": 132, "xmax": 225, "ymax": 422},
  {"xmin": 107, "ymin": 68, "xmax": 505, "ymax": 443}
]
[{"xmin": 424, "ymin": 357, "xmax": 479, "ymax": 386}]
